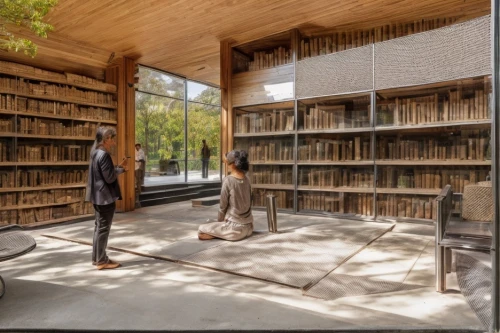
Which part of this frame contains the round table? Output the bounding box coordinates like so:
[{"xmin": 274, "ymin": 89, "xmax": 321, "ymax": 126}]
[{"xmin": 0, "ymin": 228, "xmax": 36, "ymax": 298}]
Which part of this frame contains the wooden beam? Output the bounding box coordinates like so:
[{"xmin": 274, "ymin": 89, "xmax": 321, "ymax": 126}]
[
  {"xmin": 105, "ymin": 57, "xmax": 136, "ymax": 212},
  {"xmin": 220, "ymin": 40, "xmax": 232, "ymax": 176}
]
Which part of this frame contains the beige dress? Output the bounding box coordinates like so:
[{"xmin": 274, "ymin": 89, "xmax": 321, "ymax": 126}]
[{"xmin": 198, "ymin": 175, "xmax": 253, "ymax": 241}]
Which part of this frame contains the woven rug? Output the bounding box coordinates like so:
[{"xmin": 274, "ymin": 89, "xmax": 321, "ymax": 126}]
[{"xmin": 180, "ymin": 221, "xmax": 394, "ymax": 288}]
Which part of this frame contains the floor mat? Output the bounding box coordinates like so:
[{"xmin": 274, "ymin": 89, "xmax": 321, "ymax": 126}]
[
  {"xmin": 456, "ymin": 251, "xmax": 492, "ymax": 331},
  {"xmin": 304, "ymin": 273, "xmax": 422, "ymax": 300},
  {"xmin": 180, "ymin": 221, "xmax": 394, "ymax": 288},
  {"xmin": 304, "ymin": 232, "xmax": 429, "ymax": 300}
]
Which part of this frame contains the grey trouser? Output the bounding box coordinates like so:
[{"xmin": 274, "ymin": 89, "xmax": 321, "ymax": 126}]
[{"xmin": 92, "ymin": 202, "xmax": 115, "ymax": 264}]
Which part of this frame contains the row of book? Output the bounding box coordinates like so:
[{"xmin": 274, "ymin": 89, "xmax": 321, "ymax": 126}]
[
  {"xmin": 377, "ymin": 88, "xmax": 491, "ymax": 126},
  {"xmin": 0, "ymin": 140, "xmax": 10, "ymax": 161},
  {"xmin": 252, "ymin": 189, "xmax": 294, "ymax": 209},
  {"xmin": 250, "ymin": 166, "xmax": 293, "ymax": 185},
  {"xmin": 0, "ymin": 118, "xmax": 13, "ymax": 132},
  {"xmin": 0, "ymin": 61, "xmax": 115, "ymax": 92},
  {"xmin": 18, "ymin": 201, "xmax": 94, "ymax": 225},
  {"xmin": 298, "ymin": 167, "xmax": 374, "ymax": 188},
  {"xmin": 378, "ymin": 167, "xmax": 490, "ymax": 193},
  {"xmin": 18, "ymin": 117, "xmax": 98, "ymax": 137},
  {"xmin": 248, "ymin": 47, "xmax": 292, "ymax": 72},
  {"xmin": 300, "ymin": 17, "xmax": 458, "ymax": 60},
  {"xmin": 0, "ymin": 210, "xmax": 16, "ymax": 224},
  {"xmin": 301, "ymin": 107, "xmax": 370, "ymax": 130},
  {"xmin": 0, "ymin": 93, "xmax": 14, "ymax": 110},
  {"xmin": 18, "ymin": 189, "xmax": 85, "ymax": 205},
  {"xmin": 0, "ymin": 169, "xmax": 88, "ymax": 188},
  {"xmin": 377, "ymin": 133, "xmax": 490, "ymax": 161},
  {"xmin": 16, "ymin": 98, "xmax": 117, "ymax": 121},
  {"xmin": 18, "ymin": 79, "xmax": 116, "ymax": 106},
  {"xmin": 17, "ymin": 144, "xmax": 92, "ymax": 163},
  {"xmin": 298, "ymin": 192, "xmax": 373, "ymax": 216},
  {"xmin": 378, "ymin": 195, "xmax": 436, "ymax": 220},
  {"xmin": 235, "ymin": 110, "xmax": 294, "ymax": 133},
  {"xmin": 0, "ymin": 189, "xmax": 85, "ymax": 207},
  {"xmin": 246, "ymin": 140, "xmax": 294, "ymax": 162},
  {"xmin": 298, "ymin": 137, "xmax": 371, "ymax": 161}
]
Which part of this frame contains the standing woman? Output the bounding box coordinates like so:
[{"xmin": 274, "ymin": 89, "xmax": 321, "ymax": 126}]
[
  {"xmin": 85, "ymin": 127, "xmax": 128, "ymax": 270},
  {"xmin": 198, "ymin": 150, "xmax": 253, "ymax": 241}
]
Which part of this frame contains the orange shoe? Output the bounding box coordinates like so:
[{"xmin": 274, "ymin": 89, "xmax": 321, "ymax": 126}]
[
  {"xmin": 198, "ymin": 232, "xmax": 215, "ymax": 240},
  {"xmin": 96, "ymin": 259, "xmax": 121, "ymax": 270}
]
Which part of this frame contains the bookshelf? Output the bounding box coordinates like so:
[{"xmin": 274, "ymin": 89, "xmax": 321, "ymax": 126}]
[
  {"xmin": 226, "ymin": 15, "xmax": 491, "ymax": 223},
  {"xmin": 0, "ymin": 60, "xmax": 117, "ymax": 227}
]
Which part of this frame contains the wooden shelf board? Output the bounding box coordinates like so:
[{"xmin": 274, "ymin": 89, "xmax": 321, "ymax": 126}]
[
  {"xmin": 252, "ymin": 184, "xmax": 294, "ymax": 190},
  {"xmin": 0, "ymin": 199, "xmax": 83, "ymax": 211},
  {"xmin": 298, "ymin": 186, "xmax": 374, "ymax": 193},
  {"xmin": 20, "ymin": 213, "xmax": 94, "ymax": 228},
  {"xmin": 250, "ymin": 161, "xmax": 294, "ymax": 165},
  {"xmin": 375, "ymin": 160, "xmax": 492, "ymax": 166},
  {"xmin": 15, "ymin": 133, "xmax": 94, "ymax": 140},
  {"xmin": 0, "ymin": 162, "xmax": 89, "ymax": 166},
  {"xmin": 375, "ymin": 119, "xmax": 491, "ymax": 131},
  {"xmin": 10, "ymin": 110, "xmax": 117, "ymax": 124},
  {"xmin": 12, "ymin": 91, "xmax": 117, "ymax": 109},
  {"xmin": 234, "ymin": 131, "xmax": 294, "ymax": 137},
  {"xmin": 0, "ymin": 184, "xmax": 86, "ymax": 193},
  {"xmin": 297, "ymin": 161, "xmax": 374, "ymax": 166},
  {"xmin": 298, "ymin": 127, "xmax": 372, "ymax": 134},
  {"xmin": 0, "ymin": 68, "xmax": 116, "ymax": 93},
  {"xmin": 376, "ymin": 188, "xmax": 441, "ymax": 195}
]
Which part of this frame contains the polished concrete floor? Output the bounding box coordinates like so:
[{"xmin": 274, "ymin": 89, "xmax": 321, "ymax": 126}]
[{"xmin": 0, "ymin": 201, "xmax": 484, "ymax": 331}]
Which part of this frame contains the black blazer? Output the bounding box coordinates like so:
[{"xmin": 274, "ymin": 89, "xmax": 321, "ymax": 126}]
[{"xmin": 85, "ymin": 148, "xmax": 124, "ymax": 205}]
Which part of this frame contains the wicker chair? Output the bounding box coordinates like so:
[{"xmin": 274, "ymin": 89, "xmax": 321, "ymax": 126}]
[{"xmin": 462, "ymin": 181, "xmax": 493, "ymax": 222}]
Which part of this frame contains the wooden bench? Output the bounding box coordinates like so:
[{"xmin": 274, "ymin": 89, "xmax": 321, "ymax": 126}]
[
  {"xmin": 0, "ymin": 225, "xmax": 37, "ymax": 298},
  {"xmin": 435, "ymin": 185, "xmax": 491, "ymax": 292}
]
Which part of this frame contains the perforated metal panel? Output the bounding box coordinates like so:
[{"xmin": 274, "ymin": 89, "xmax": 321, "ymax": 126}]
[
  {"xmin": 456, "ymin": 251, "xmax": 492, "ymax": 331},
  {"xmin": 296, "ymin": 45, "xmax": 374, "ymax": 99},
  {"xmin": 304, "ymin": 273, "xmax": 422, "ymax": 300},
  {"xmin": 375, "ymin": 15, "xmax": 491, "ymax": 90}
]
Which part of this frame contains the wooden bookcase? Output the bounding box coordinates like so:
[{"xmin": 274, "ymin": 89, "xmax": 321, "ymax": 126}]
[
  {"xmin": 229, "ymin": 15, "xmax": 491, "ymax": 222},
  {"xmin": 0, "ymin": 60, "xmax": 117, "ymax": 227}
]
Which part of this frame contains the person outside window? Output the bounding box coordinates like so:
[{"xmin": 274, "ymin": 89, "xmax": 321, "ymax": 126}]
[
  {"xmin": 201, "ymin": 139, "xmax": 211, "ymax": 179},
  {"xmin": 135, "ymin": 143, "xmax": 146, "ymax": 195}
]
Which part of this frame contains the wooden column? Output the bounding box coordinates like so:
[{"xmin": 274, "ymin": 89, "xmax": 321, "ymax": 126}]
[
  {"xmin": 105, "ymin": 57, "xmax": 136, "ymax": 212},
  {"xmin": 220, "ymin": 40, "xmax": 233, "ymax": 176}
]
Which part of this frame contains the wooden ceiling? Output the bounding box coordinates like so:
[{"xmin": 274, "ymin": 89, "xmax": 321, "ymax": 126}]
[{"xmin": 0, "ymin": 0, "xmax": 490, "ymax": 85}]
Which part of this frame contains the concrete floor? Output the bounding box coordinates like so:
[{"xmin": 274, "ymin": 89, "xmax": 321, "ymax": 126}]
[{"xmin": 0, "ymin": 201, "xmax": 484, "ymax": 331}]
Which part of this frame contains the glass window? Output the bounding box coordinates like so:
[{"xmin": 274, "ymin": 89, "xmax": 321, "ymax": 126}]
[
  {"xmin": 135, "ymin": 92, "xmax": 185, "ymax": 180},
  {"xmin": 137, "ymin": 67, "xmax": 184, "ymax": 99},
  {"xmin": 187, "ymin": 102, "xmax": 221, "ymax": 182},
  {"xmin": 187, "ymin": 81, "xmax": 221, "ymax": 105}
]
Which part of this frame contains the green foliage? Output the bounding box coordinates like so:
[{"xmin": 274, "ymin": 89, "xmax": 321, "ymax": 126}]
[
  {"xmin": 135, "ymin": 68, "xmax": 221, "ymax": 172},
  {"xmin": 0, "ymin": 0, "xmax": 58, "ymax": 57}
]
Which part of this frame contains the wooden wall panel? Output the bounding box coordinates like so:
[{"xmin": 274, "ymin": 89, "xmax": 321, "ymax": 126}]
[
  {"xmin": 105, "ymin": 57, "xmax": 136, "ymax": 212},
  {"xmin": 232, "ymin": 64, "xmax": 294, "ymax": 107}
]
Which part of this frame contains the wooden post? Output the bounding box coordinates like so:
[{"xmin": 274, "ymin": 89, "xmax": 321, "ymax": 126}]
[
  {"xmin": 105, "ymin": 57, "xmax": 136, "ymax": 212},
  {"xmin": 220, "ymin": 40, "xmax": 232, "ymax": 176}
]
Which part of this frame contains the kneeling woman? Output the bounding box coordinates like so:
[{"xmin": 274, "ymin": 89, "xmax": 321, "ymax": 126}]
[{"xmin": 198, "ymin": 150, "xmax": 253, "ymax": 241}]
